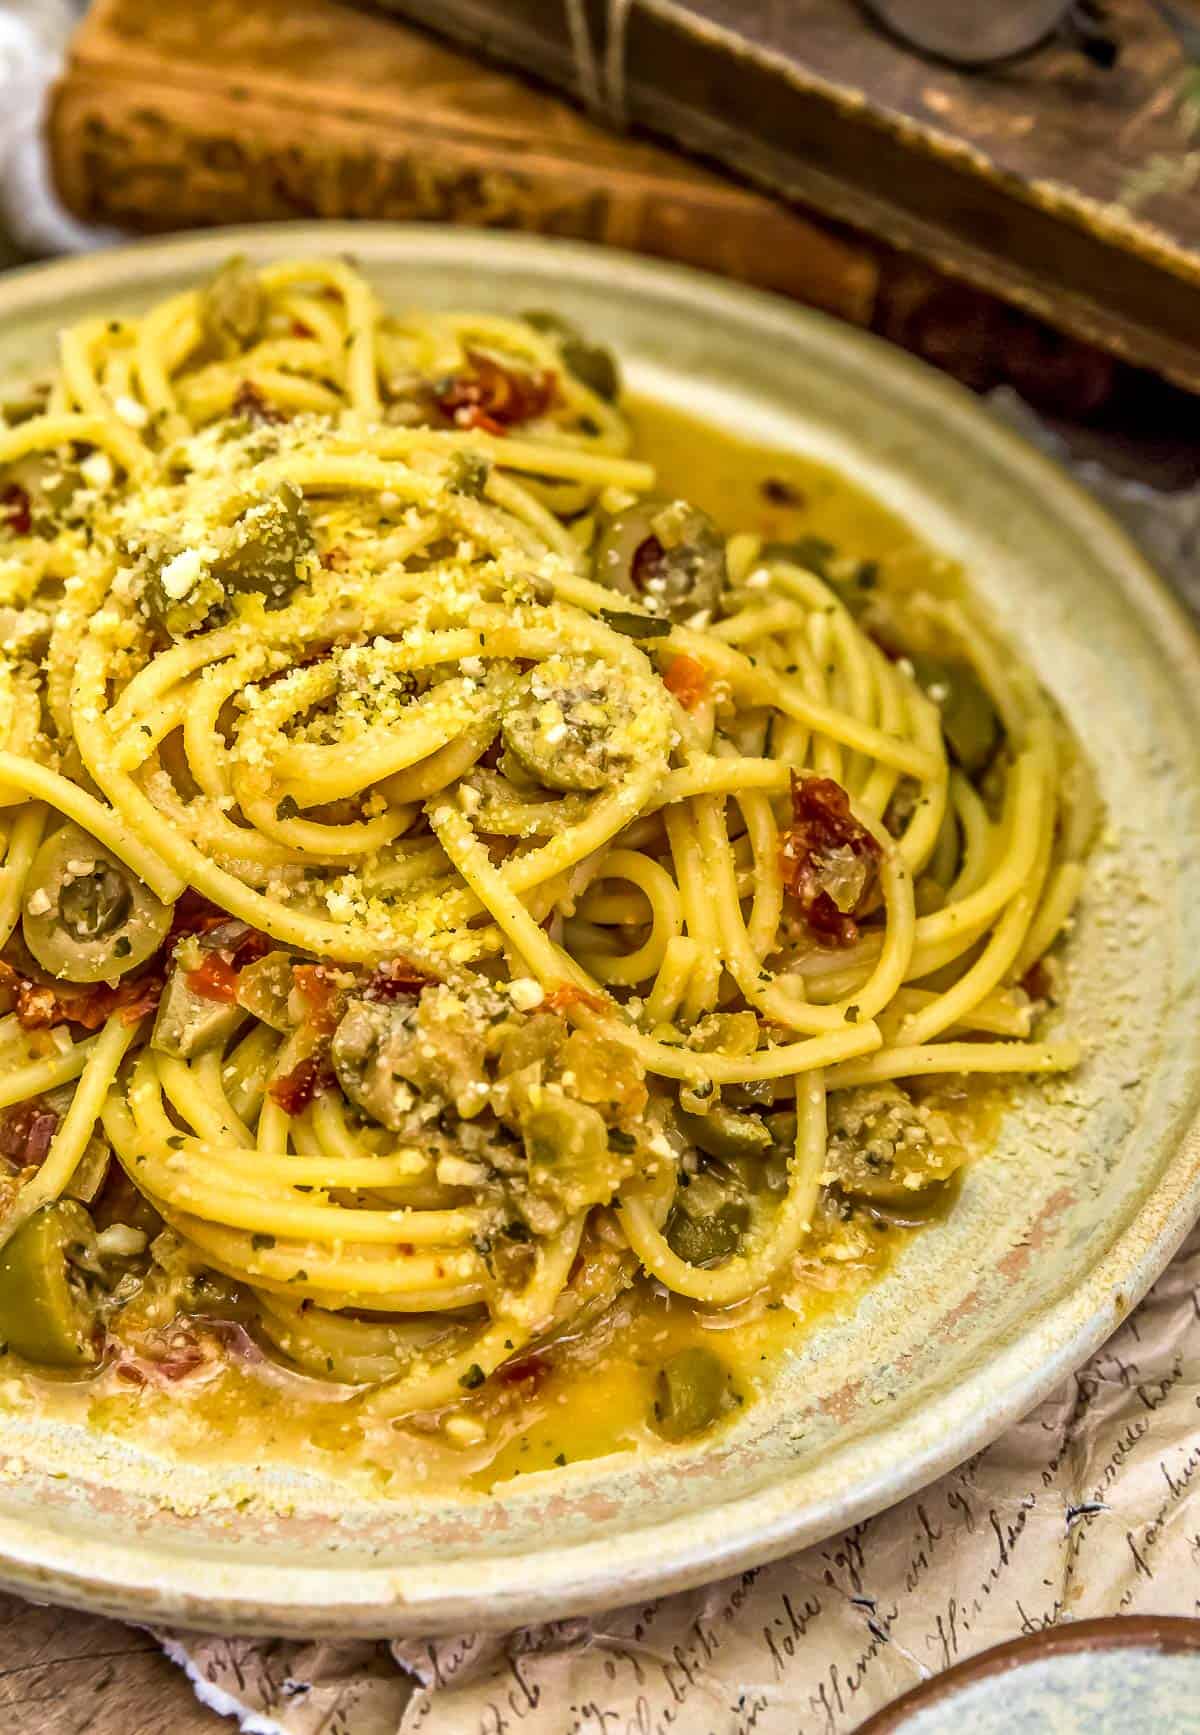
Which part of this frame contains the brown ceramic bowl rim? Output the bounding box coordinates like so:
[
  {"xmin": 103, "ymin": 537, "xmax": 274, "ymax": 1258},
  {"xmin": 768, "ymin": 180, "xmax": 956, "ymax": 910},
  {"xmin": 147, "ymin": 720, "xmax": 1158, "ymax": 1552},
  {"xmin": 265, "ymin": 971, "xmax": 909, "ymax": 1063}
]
[{"xmin": 855, "ymin": 1616, "xmax": 1200, "ymax": 1731}]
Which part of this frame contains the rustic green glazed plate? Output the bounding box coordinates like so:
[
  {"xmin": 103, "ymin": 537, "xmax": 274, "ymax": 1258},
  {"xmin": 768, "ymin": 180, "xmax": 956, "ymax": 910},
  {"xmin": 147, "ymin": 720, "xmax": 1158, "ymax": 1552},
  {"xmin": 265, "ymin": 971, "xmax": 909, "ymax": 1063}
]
[{"xmin": 0, "ymin": 225, "xmax": 1196, "ymax": 1637}]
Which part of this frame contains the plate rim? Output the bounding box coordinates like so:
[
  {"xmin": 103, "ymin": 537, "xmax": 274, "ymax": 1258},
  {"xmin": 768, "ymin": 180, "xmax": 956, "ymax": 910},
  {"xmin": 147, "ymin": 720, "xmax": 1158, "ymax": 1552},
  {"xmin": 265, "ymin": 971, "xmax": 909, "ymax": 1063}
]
[{"xmin": 0, "ymin": 222, "xmax": 1197, "ymax": 1636}]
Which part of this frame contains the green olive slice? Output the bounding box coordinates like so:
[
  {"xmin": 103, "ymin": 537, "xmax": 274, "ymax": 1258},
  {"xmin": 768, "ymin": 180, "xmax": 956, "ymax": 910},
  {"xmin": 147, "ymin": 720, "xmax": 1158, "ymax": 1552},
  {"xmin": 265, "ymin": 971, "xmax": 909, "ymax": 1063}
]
[
  {"xmin": 500, "ymin": 658, "xmax": 637, "ymax": 792},
  {"xmin": 592, "ymin": 495, "xmax": 725, "ymax": 623},
  {"xmin": 522, "ymin": 310, "xmax": 619, "ymax": 401},
  {"xmin": 0, "ymin": 1201, "xmax": 101, "ymax": 1366},
  {"xmin": 907, "ymin": 653, "xmax": 1001, "ymax": 775},
  {"xmin": 651, "ymin": 1346, "xmax": 730, "ymax": 1441},
  {"xmin": 200, "ymin": 255, "xmax": 266, "ymax": 357},
  {"xmin": 676, "ymin": 1105, "xmax": 772, "ymax": 1164},
  {"xmin": 22, "ymin": 822, "xmax": 172, "ymax": 983},
  {"xmin": 665, "ymin": 1200, "xmax": 748, "ymax": 1268},
  {"xmin": 213, "ymin": 482, "xmax": 314, "ymax": 611}
]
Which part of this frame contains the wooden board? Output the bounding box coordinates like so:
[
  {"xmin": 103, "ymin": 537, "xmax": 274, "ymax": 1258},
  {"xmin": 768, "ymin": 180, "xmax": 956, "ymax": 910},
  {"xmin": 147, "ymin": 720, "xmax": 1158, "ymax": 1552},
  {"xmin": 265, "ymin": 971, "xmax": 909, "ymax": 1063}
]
[{"xmin": 0, "ymin": 1593, "xmax": 224, "ymax": 1732}]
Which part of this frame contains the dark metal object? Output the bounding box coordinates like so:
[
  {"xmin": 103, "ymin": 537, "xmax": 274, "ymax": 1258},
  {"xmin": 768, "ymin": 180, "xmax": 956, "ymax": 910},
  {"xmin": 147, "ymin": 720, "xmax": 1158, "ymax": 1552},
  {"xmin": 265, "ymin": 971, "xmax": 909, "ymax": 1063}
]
[{"xmin": 859, "ymin": 1, "xmax": 1118, "ymax": 68}]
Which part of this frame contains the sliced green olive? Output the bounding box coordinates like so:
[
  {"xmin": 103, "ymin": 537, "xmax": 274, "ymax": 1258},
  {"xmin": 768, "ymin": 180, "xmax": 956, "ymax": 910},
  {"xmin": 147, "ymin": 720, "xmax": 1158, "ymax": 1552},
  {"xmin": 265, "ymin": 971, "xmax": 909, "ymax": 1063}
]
[
  {"xmin": 152, "ymin": 966, "xmax": 248, "ymax": 1059},
  {"xmin": 22, "ymin": 822, "xmax": 172, "ymax": 984},
  {"xmin": 200, "ymin": 255, "xmax": 266, "ymax": 357},
  {"xmin": 908, "ymin": 653, "xmax": 1001, "ymax": 775},
  {"xmin": 592, "ymin": 495, "xmax": 725, "ymax": 622},
  {"xmin": 214, "ymin": 482, "xmax": 314, "ymax": 611},
  {"xmin": 651, "ymin": 1346, "xmax": 730, "ymax": 1441},
  {"xmin": 0, "ymin": 1202, "xmax": 101, "ymax": 1366},
  {"xmin": 523, "ymin": 310, "xmax": 619, "ymax": 401},
  {"xmin": 665, "ymin": 1200, "xmax": 748, "ymax": 1267},
  {"xmin": 501, "ymin": 658, "xmax": 637, "ymax": 792},
  {"xmin": 0, "ymin": 383, "xmax": 50, "ymax": 426},
  {"xmin": 676, "ymin": 1104, "xmax": 771, "ymax": 1164},
  {"xmin": 825, "ymin": 1083, "xmax": 963, "ymax": 1204},
  {"xmin": 2, "ymin": 451, "xmax": 84, "ymax": 537},
  {"xmin": 235, "ymin": 949, "xmax": 296, "ymax": 1032}
]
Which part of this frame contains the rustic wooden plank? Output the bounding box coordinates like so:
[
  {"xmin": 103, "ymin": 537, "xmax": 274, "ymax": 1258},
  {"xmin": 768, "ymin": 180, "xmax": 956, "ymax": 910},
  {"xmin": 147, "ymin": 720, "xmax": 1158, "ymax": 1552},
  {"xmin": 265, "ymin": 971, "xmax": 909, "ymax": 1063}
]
[{"xmin": 0, "ymin": 1593, "xmax": 226, "ymax": 1733}]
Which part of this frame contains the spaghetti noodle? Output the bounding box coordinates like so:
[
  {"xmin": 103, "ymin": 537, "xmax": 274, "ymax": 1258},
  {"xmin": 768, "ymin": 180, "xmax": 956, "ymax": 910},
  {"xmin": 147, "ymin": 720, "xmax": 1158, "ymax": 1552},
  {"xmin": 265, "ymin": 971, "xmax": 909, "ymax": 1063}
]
[{"xmin": 0, "ymin": 257, "xmax": 1091, "ymax": 1439}]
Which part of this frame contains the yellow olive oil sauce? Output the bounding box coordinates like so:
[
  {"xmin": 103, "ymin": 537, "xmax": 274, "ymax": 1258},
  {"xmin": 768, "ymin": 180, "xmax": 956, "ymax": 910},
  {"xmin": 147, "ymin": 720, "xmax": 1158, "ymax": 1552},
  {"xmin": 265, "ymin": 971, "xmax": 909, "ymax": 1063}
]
[{"xmin": 0, "ymin": 401, "xmax": 1005, "ymax": 1494}]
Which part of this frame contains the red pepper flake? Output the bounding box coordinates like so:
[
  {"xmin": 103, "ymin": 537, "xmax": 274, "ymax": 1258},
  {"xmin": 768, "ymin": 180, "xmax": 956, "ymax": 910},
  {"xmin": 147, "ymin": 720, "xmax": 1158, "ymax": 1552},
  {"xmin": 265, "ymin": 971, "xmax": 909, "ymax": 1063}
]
[
  {"xmin": 290, "ymin": 318, "xmax": 314, "ymax": 338},
  {"xmin": 232, "ymin": 380, "xmax": 284, "ymax": 424},
  {"xmin": 434, "ymin": 350, "xmax": 557, "ymax": 434},
  {"xmin": 363, "ymin": 957, "xmax": 432, "ymax": 1003},
  {"xmin": 320, "ymin": 545, "xmax": 350, "ymax": 572},
  {"xmin": 292, "ymin": 963, "xmax": 340, "ymax": 1035},
  {"xmin": 543, "ymin": 984, "xmax": 606, "ymax": 1014},
  {"xmin": 663, "ymin": 654, "xmax": 710, "ymax": 711},
  {"xmin": 0, "ymin": 483, "xmax": 31, "ymax": 536},
  {"xmin": 187, "ymin": 952, "xmax": 240, "ymax": 1003},
  {"xmin": 269, "ymin": 1049, "xmax": 335, "ymax": 1115},
  {"xmin": 0, "ymin": 1098, "xmax": 59, "ymax": 1167},
  {"xmin": 780, "ymin": 773, "xmax": 882, "ymax": 948}
]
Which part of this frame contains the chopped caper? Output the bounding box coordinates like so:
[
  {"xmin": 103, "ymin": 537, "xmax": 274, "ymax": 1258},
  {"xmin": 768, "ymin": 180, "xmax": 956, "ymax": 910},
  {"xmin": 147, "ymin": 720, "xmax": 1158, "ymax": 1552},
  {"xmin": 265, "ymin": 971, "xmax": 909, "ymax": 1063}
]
[
  {"xmin": 523, "ymin": 310, "xmax": 619, "ymax": 401},
  {"xmin": 676, "ymin": 1104, "xmax": 771, "ymax": 1164},
  {"xmin": 907, "ymin": 653, "xmax": 1001, "ymax": 775},
  {"xmin": 500, "ymin": 657, "xmax": 637, "ymax": 792},
  {"xmin": 200, "ymin": 256, "xmax": 266, "ymax": 357},
  {"xmin": 592, "ymin": 495, "xmax": 725, "ymax": 623},
  {"xmin": 0, "ymin": 1202, "xmax": 102, "ymax": 1367},
  {"xmin": 651, "ymin": 1346, "xmax": 730, "ymax": 1441},
  {"xmin": 22, "ymin": 822, "xmax": 172, "ymax": 984},
  {"xmin": 214, "ymin": 481, "xmax": 314, "ymax": 610}
]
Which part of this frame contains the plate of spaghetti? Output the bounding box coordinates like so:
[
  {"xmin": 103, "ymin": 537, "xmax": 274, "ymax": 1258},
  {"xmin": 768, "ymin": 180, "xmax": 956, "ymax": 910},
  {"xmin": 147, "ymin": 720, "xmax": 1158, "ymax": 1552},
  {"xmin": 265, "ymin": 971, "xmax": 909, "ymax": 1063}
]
[{"xmin": 0, "ymin": 227, "xmax": 1194, "ymax": 1634}]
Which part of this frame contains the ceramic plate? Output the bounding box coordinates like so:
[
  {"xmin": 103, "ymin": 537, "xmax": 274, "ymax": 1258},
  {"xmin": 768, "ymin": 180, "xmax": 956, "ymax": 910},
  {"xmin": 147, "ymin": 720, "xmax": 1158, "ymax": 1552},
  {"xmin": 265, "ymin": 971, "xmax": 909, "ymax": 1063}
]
[
  {"xmin": 855, "ymin": 1617, "xmax": 1200, "ymax": 1732},
  {"xmin": 0, "ymin": 226, "xmax": 1197, "ymax": 1637}
]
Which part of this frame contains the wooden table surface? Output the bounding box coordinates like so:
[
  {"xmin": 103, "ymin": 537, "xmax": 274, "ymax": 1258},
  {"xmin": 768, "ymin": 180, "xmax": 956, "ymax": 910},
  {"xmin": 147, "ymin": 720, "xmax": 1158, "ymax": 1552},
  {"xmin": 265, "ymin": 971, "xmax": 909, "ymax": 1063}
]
[{"xmin": 0, "ymin": 1592, "xmax": 228, "ymax": 1733}]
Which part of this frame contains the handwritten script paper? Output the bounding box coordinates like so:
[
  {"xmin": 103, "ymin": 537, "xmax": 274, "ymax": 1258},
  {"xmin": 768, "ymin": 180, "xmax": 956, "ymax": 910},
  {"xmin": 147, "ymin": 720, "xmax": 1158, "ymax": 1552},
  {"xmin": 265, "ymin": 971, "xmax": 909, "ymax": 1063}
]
[
  {"xmin": 159, "ymin": 405, "xmax": 1200, "ymax": 1735},
  {"xmin": 159, "ymin": 1220, "xmax": 1200, "ymax": 1735}
]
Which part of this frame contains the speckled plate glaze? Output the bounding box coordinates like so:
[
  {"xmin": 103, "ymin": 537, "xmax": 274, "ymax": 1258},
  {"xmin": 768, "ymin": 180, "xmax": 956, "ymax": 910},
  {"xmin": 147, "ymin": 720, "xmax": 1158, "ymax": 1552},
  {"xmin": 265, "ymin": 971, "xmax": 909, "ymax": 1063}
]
[
  {"xmin": 855, "ymin": 1618, "xmax": 1200, "ymax": 1733},
  {"xmin": 0, "ymin": 226, "xmax": 1197, "ymax": 1638}
]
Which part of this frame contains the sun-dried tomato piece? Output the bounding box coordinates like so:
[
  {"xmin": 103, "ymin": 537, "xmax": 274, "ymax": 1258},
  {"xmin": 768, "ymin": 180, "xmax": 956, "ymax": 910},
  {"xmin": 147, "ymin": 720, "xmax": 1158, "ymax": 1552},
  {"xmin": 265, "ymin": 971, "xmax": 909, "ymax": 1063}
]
[
  {"xmin": 434, "ymin": 350, "xmax": 557, "ymax": 434},
  {"xmin": 232, "ymin": 380, "xmax": 284, "ymax": 424},
  {"xmin": 0, "ymin": 1098, "xmax": 59, "ymax": 1166},
  {"xmin": 663, "ymin": 654, "xmax": 710, "ymax": 710},
  {"xmin": 497, "ymin": 1352, "xmax": 548, "ymax": 1391},
  {"xmin": 166, "ymin": 891, "xmax": 228, "ymax": 943},
  {"xmin": 0, "ymin": 483, "xmax": 31, "ymax": 536},
  {"xmin": 269, "ymin": 1048, "xmax": 335, "ymax": 1114},
  {"xmin": 780, "ymin": 773, "xmax": 882, "ymax": 948},
  {"xmin": 186, "ymin": 952, "xmax": 240, "ymax": 1003},
  {"xmin": 184, "ymin": 919, "xmax": 273, "ymax": 1002},
  {"xmin": 292, "ymin": 963, "xmax": 341, "ymax": 1034},
  {"xmin": 362, "ymin": 957, "xmax": 432, "ymax": 1003},
  {"xmin": 2, "ymin": 963, "xmax": 164, "ymax": 1032}
]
